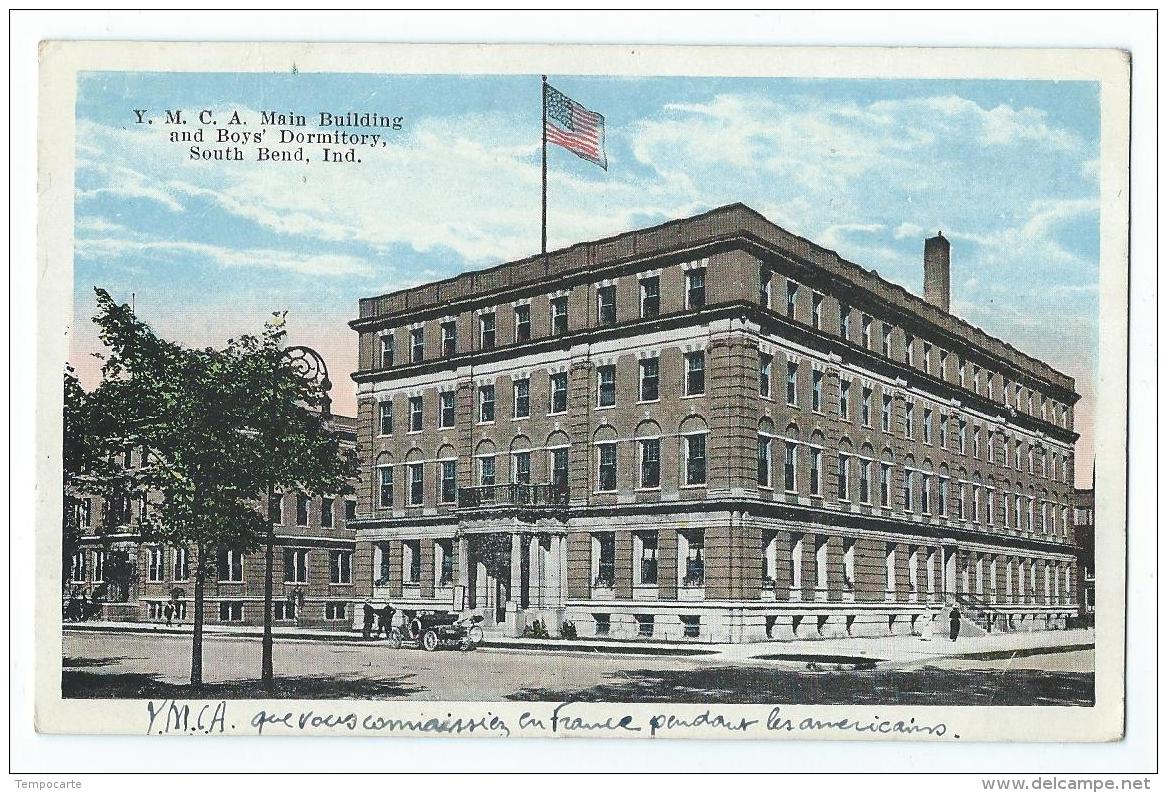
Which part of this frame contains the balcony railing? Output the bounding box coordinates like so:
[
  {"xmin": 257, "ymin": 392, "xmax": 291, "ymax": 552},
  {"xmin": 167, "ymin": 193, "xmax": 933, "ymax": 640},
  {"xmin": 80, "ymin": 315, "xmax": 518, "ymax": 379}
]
[{"xmin": 457, "ymin": 483, "xmax": 569, "ymax": 510}]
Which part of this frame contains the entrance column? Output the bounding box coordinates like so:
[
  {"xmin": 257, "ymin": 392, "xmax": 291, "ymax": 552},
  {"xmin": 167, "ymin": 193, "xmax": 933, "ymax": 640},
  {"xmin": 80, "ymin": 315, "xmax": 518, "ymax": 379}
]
[
  {"xmin": 505, "ymin": 532, "xmax": 525, "ymax": 636},
  {"xmin": 457, "ymin": 534, "xmax": 470, "ymax": 610}
]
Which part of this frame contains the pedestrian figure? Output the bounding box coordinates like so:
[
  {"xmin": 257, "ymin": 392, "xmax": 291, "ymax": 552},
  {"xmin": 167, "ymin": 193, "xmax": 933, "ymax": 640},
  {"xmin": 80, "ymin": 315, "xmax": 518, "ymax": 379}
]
[
  {"xmin": 163, "ymin": 602, "xmax": 174, "ymax": 627},
  {"xmin": 949, "ymin": 607, "xmax": 961, "ymax": 641},
  {"xmin": 78, "ymin": 591, "xmax": 89, "ymax": 622},
  {"xmin": 362, "ymin": 603, "xmax": 375, "ymax": 640},
  {"xmin": 377, "ymin": 604, "xmax": 395, "ymax": 639}
]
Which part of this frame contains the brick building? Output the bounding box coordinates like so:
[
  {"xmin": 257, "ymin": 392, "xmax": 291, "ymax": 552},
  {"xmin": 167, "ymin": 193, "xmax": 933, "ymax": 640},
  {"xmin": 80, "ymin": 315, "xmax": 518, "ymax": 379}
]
[
  {"xmin": 66, "ymin": 415, "xmax": 360, "ymax": 628},
  {"xmin": 1073, "ymin": 486, "xmax": 1095, "ymax": 618},
  {"xmin": 349, "ymin": 204, "xmax": 1081, "ymax": 643}
]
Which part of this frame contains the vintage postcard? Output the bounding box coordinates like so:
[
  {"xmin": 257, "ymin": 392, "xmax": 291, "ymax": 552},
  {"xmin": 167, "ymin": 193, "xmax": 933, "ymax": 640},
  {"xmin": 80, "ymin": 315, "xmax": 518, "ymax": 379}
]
[{"xmin": 35, "ymin": 41, "xmax": 1130, "ymax": 742}]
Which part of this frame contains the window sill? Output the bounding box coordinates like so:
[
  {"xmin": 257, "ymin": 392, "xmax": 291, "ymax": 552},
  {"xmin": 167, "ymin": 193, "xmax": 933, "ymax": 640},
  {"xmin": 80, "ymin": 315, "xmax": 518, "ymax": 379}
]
[
  {"xmin": 547, "ymin": 411, "xmax": 568, "ymax": 417},
  {"xmin": 477, "ymin": 420, "xmax": 495, "ymax": 426},
  {"xmin": 595, "ymin": 404, "xmax": 616, "ymax": 411},
  {"xmin": 679, "ymin": 483, "xmax": 707, "ymax": 490},
  {"xmin": 407, "ymin": 430, "xmax": 423, "ymax": 436},
  {"xmin": 637, "ymin": 398, "xmax": 660, "ymax": 406},
  {"xmin": 636, "ymin": 486, "xmax": 661, "ymax": 492},
  {"xmin": 511, "ymin": 415, "xmax": 529, "ymax": 422},
  {"xmin": 681, "ymin": 393, "xmax": 705, "ymax": 399}
]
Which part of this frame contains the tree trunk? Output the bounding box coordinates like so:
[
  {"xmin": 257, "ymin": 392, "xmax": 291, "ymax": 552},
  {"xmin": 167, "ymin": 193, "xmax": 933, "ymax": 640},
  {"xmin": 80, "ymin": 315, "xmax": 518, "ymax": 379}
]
[
  {"xmin": 191, "ymin": 547, "xmax": 206, "ymax": 689},
  {"xmin": 261, "ymin": 483, "xmax": 275, "ymax": 689}
]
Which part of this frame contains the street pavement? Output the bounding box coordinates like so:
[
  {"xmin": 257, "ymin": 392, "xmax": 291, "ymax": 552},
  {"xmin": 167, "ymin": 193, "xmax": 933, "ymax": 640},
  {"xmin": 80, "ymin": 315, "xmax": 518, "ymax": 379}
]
[{"xmin": 61, "ymin": 626, "xmax": 1095, "ymax": 706}]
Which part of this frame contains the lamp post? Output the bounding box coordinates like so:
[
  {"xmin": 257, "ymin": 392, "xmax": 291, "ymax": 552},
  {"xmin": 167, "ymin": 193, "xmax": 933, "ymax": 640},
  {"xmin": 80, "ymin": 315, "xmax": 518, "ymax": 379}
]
[{"xmin": 261, "ymin": 342, "xmax": 332, "ymax": 689}]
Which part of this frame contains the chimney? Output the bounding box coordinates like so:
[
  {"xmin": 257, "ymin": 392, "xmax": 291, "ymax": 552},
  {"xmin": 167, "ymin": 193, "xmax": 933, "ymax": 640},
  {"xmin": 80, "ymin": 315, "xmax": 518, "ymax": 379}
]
[{"xmin": 923, "ymin": 231, "xmax": 950, "ymax": 312}]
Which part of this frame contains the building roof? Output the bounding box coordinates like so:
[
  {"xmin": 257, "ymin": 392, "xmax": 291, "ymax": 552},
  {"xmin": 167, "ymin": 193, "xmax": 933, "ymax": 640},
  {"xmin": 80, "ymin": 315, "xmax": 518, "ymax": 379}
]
[{"xmin": 354, "ymin": 203, "xmax": 1075, "ymax": 395}]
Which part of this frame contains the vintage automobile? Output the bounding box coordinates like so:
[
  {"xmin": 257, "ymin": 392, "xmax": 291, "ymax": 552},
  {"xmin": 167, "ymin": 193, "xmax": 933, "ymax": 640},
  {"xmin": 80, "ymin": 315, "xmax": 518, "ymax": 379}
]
[{"xmin": 388, "ymin": 611, "xmax": 485, "ymax": 651}]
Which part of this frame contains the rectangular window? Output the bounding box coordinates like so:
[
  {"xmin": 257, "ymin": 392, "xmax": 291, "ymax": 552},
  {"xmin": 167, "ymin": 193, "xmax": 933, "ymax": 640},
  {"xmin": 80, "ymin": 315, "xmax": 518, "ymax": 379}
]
[
  {"xmin": 923, "ymin": 342, "xmax": 932, "ymax": 374},
  {"xmin": 552, "ymin": 447, "xmax": 569, "ymax": 490},
  {"xmin": 597, "ymin": 285, "xmax": 617, "ymax": 326},
  {"xmin": 904, "ymin": 401, "xmax": 914, "ymax": 439},
  {"xmin": 904, "ymin": 333, "xmax": 914, "ymax": 366},
  {"xmin": 639, "ymin": 357, "xmax": 659, "ymax": 402},
  {"xmin": 478, "ymin": 384, "xmax": 495, "ymax": 423},
  {"xmin": 597, "ymin": 365, "xmax": 616, "ymax": 407},
  {"xmin": 759, "ymin": 268, "xmax": 772, "ymax": 307},
  {"xmin": 923, "ymin": 407, "xmax": 933, "ymax": 444},
  {"xmin": 903, "ymin": 470, "xmax": 914, "ymax": 513},
  {"xmin": 438, "ymin": 390, "xmax": 455, "ymax": 428},
  {"xmin": 859, "ymin": 460, "xmax": 871, "ymax": 504},
  {"xmin": 440, "ymin": 460, "xmax": 457, "ymax": 504},
  {"xmin": 921, "ymin": 473, "xmax": 931, "ymax": 514},
  {"xmin": 939, "ymin": 477, "xmax": 948, "ymax": 517},
  {"xmin": 987, "ymin": 489, "xmax": 995, "ymax": 526},
  {"xmin": 758, "ymin": 353, "xmax": 772, "ymax": 398},
  {"xmin": 219, "ymin": 601, "xmax": 244, "ymax": 622},
  {"xmin": 809, "ymin": 447, "xmax": 822, "ymax": 496},
  {"xmin": 811, "ymin": 293, "xmax": 823, "ymax": 329},
  {"xmin": 882, "ymin": 394, "xmax": 892, "ymax": 433},
  {"xmin": 940, "ymin": 413, "xmax": 948, "ymax": 449},
  {"xmin": 597, "ymin": 443, "xmax": 617, "ymax": 491},
  {"xmin": 513, "ymin": 451, "xmax": 531, "ymax": 485},
  {"xmin": 594, "ymin": 534, "xmax": 615, "ymax": 587},
  {"xmin": 377, "ymin": 465, "xmax": 394, "ymax": 508},
  {"xmin": 757, "ymin": 436, "xmax": 771, "ymax": 487},
  {"xmin": 148, "ymin": 547, "xmax": 164, "ymax": 582},
  {"xmin": 958, "ymin": 417, "xmax": 967, "ymax": 454},
  {"xmin": 862, "ymin": 315, "xmax": 872, "ymax": 348},
  {"xmin": 325, "ymin": 602, "xmax": 348, "ymax": 621},
  {"xmin": 786, "ymin": 280, "xmax": 798, "ymax": 319},
  {"xmin": 410, "ymin": 327, "xmax": 425, "ymax": 363},
  {"xmin": 686, "ymin": 268, "xmax": 706, "ymax": 310},
  {"xmin": 640, "ymin": 277, "xmax": 660, "ymax": 318},
  {"xmin": 472, "ymin": 313, "xmax": 494, "ymax": 351},
  {"xmin": 378, "ymin": 400, "xmax": 393, "ymax": 436},
  {"xmin": 296, "ymin": 494, "xmax": 310, "ymax": 526},
  {"xmin": 218, "ymin": 549, "xmax": 243, "ymax": 582},
  {"xmin": 839, "ymin": 302, "xmax": 850, "ymax": 339},
  {"xmin": 551, "ymin": 296, "xmax": 568, "ymax": 335},
  {"xmin": 973, "ymin": 427, "xmax": 981, "ymax": 459},
  {"xmin": 478, "ymin": 456, "xmax": 496, "ymax": 488},
  {"xmin": 268, "ymin": 493, "xmax": 283, "ymax": 523},
  {"xmin": 784, "ymin": 443, "xmax": 797, "ymax": 492},
  {"xmin": 880, "ymin": 463, "xmax": 891, "ymax": 507},
  {"xmin": 379, "ymin": 334, "xmax": 394, "ymax": 368},
  {"xmin": 75, "ymin": 498, "xmax": 93, "ymax": 528},
  {"xmin": 685, "ymin": 352, "xmax": 706, "ymax": 396},
  {"xmin": 862, "ymin": 387, "xmax": 872, "ymax": 427},
  {"xmin": 441, "ymin": 321, "xmax": 457, "ymax": 357},
  {"xmin": 283, "ymin": 549, "xmax": 308, "ymax": 584},
  {"xmin": 593, "ymin": 613, "xmax": 611, "ymax": 636},
  {"xmin": 409, "ymin": 396, "xmax": 423, "ymax": 432},
  {"xmin": 173, "ymin": 547, "xmax": 189, "ymax": 582},
  {"xmin": 640, "ymin": 438, "xmax": 661, "ymax": 489},
  {"xmin": 839, "ymin": 379, "xmax": 850, "ymax": 419},
  {"xmin": 409, "ymin": 463, "xmax": 424, "ymax": 505},
  {"xmin": 512, "ymin": 378, "xmax": 530, "ymax": 419},
  {"xmin": 811, "ymin": 370, "xmax": 823, "ymax": 412},
  {"xmin": 321, "ymin": 497, "xmax": 334, "ymax": 528},
  {"xmin": 685, "ymin": 434, "xmax": 707, "ymax": 486},
  {"xmin": 882, "ymin": 323, "xmax": 893, "ymax": 358},
  {"xmin": 837, "ymin": 454, "xmax": 850, "ymax": 501},
  {"xmin": 959, "ymin": 358, "xmax": 967, "ymax": 388},
  {"xmin": 273, "ymin": 600, "xmax": 297, "ymax": 621},
  {"xmin": 438, "ymin": 539, "xmax": 455, "ymax": 586},
  {"xmin": 681, "ymin": 530, "xmax": 705, "ymax": 587},
  {"xmin": 786, "ymin": 361, "xmax": 799, "ymax": 406},
  {"xmin": 403, "ymin": 540, "xmax": 421, "ymax": 585},
  {"xmin": 638, "ymin": 532, "xmax": 659, "ymax": 585},
  {"xmin": 549, "ymin": 372, "xmax": 568, "ymax": 413},
  {"xmin": 974, "ymin": 365, "xmax": 982, "ymax": 395},
  {"xmin": 514, "ymin": 305, "xmax": 531, "ymax": 343}
]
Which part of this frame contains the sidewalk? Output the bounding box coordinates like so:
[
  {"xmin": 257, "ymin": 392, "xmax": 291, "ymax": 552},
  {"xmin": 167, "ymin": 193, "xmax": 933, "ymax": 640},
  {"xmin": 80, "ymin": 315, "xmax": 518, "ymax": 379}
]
[{"xmin": 64, "ymin": 619, "xmax": 1093, "ymax": 666}]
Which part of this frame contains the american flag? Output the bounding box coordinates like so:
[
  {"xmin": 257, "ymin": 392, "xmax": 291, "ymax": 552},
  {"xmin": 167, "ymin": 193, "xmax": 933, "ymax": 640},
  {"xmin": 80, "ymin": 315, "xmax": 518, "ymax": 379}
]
[{"xmin": 544, "ymin": 84, "xmax": 607, "ymax": 170}]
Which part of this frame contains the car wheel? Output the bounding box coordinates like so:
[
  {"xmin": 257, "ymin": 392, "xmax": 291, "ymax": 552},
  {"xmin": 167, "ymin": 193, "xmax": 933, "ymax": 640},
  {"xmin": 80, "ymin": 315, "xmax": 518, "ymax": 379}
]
[
  {"xmin": 421, "ymin": 630, "xmax": 440, "ymax": 652},
  {"xmin": 468, "ymin": 626, "xmax": 484, "ymax": 647}
]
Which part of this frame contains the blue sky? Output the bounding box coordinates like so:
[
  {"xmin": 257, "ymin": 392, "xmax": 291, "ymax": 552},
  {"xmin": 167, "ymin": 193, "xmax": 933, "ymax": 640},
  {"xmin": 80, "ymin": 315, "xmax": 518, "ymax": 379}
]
[{"xmin": 72, "ymin": 72, "xmax": 1100, "ymax": 481}]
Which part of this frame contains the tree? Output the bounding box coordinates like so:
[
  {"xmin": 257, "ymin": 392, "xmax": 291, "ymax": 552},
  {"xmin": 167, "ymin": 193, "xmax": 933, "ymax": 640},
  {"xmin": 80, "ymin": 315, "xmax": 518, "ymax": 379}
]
[{"xmin": 83, "ymin": 288, "xmax": 356, "ymax": 689}]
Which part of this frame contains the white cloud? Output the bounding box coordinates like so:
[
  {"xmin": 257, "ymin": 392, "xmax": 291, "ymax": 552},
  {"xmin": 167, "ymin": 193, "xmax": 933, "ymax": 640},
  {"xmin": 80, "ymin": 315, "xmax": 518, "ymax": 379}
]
[{"xmin": 75, "ymin": 236, "xmax": 375, "ymax": 277}]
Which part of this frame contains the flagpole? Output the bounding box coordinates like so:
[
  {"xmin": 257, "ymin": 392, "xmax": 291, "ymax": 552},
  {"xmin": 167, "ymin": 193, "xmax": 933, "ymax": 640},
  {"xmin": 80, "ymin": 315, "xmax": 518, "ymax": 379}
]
[{"xmin": 541, "ymin": 74, "xmax": 548, "ymax": 262}]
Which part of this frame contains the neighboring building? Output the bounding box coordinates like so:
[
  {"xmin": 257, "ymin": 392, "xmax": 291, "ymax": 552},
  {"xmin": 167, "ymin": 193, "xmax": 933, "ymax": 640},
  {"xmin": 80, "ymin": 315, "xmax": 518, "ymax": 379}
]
[
  {"xmin": 1073, "ymin": 486, "xmax": 1095, "ymax": 618},
  {"xmin": 349, "ymin": 203, "xmax": 1081, "ymax": 643},
  {"xmin": 66, "ymin": 415, "xmax": 359, "ymax": 628}
]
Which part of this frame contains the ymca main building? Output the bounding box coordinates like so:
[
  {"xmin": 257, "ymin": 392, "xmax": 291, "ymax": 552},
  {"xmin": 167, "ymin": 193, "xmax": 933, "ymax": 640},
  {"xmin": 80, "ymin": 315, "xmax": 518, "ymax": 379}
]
[{"xmin": 349, "ymin": 203, "xmax": 1080, "ymax": 643}]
